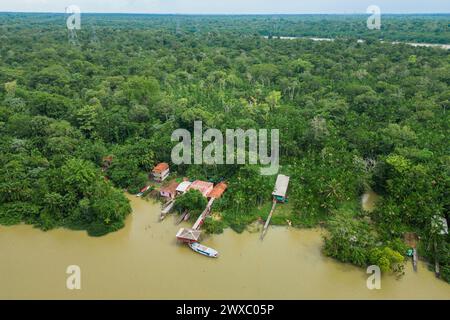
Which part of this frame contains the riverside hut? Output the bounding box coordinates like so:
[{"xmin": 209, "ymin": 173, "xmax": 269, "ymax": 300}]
[
  {"xmin": 160, "ymin": 181, "xmax": 179, "ymax": 199},
  {"xmin": 272, "ymin": 174, "xmax": 290, "ymax": 203},
  {"xmin": 176, "ymin": 228, "xmax": 202, "ymax": 243}
]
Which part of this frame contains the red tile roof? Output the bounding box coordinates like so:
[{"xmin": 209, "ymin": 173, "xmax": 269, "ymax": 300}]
[
  {"xmin": 152, "ymin": 162, "xmax": 169, "ymax": 173},
  {"xmin": 160, "ymin": 180, "xmax": 179, "ymax": 194},
  {"xmin": 188, "ymin": 180, "xmax": 214, "ymax": 197},
  {"xmin": 207, "ymin": 182, "xmax": 228, "ymax": 199}
]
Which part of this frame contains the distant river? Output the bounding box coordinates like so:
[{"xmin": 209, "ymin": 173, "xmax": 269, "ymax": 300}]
[
  {"xmin": 0, "ymin": 194, "xmax": 449, "ymax": 299},
  {"xmin": 262, "ymin": 35, "xmax": 450, "ymax": 50}
]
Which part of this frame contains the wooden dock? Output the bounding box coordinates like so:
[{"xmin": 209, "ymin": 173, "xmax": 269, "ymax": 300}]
[
  {"xmin": 193, "ymin": 198, "xmax": 215, "ymax": 230},
  {"xmin": 176, "ymin": 198, "xmax": 216, "ymax": 243},
  {"xmin": 260, "ymin": 200, "xmax": 277, "ymax": 240},
  {"xmin": 160, "ymin": 199, "xmax": 175, "ymax": 220},
  {"xmin": 175, "ymin": 210, "xmax": 189, "ymax": 225},
  {"xmin": 412, "ymin": 248, "xmax": 418, "ymax": 272}
]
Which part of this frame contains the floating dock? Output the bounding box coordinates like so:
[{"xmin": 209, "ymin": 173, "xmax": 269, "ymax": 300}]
[{"xmin": 176, "ymin": 228, "xmax": 202, "ymax": 242}]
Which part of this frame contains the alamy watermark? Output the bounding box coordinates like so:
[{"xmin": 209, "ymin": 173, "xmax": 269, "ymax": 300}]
[
  {"xmin": 171, "ymin": 121, "xmax": 279, "ymax": 175},
  {"xmin": 66, "ymin": 5, "xmax": 81, "ymax": 45},
  {"xmin": 366, "ymin": 265, "xmax": 381, "ymax": 290},
  {"xmin": 66, "ymin": 265, "xmax": 81, "ymax": 290},
  {"xmin": 367, "ymin": 5, "xmax": 381, "ymax": 30},
  {"xmin": 66, "ymin": 5, "xmax": 81, "ymax": 30}
]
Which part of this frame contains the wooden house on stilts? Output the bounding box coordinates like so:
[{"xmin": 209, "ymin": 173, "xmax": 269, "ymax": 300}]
[{"xmin": 272, "ymin": 174, "xmax": 290, "ymax": 203}]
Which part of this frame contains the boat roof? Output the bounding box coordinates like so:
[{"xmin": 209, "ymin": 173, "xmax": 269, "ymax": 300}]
[
  {"xmin": 272, "ymin": 174, "xmax": 290, "ymax": 197},
  {"xmin": 190, "ymin": 242, "xmax": 218, "ymax": 254}
]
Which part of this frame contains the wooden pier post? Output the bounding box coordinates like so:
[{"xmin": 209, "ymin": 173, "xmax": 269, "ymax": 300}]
[
  {"xmin": 434, "ymin": 240, "xmax": 440, "ymax": 278},
  {"xmin": 412, "ymin": 248, "xmax": 418, "ymax": 272}
]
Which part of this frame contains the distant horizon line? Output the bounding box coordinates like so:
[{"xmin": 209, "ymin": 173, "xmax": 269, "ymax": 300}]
[{"xmin": 1, "ymin": 11, "xmax": 449, "ymax": 16}]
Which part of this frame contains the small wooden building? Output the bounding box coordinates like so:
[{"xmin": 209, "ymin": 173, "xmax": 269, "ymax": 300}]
[
  {"xmin": 152, "ymin": 162, "xmax": 170, "ymax": 182},
  {"xmin": 160, "ymin": 181, "xmax": 179, "ymax": 199},
  {"xmin": 272, "ymin": 174, "xmax": 290, "ymax": 203}
]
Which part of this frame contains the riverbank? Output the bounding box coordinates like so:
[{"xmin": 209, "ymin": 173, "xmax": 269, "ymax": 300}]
[{"xmin": 0, "ymin": 194, "xmax": 448, "ymax": 299}]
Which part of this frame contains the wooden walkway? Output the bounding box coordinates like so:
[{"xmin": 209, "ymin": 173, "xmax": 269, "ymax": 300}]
[
  {"xmin": 434, "ymin": 240, "xmax": 440, "ymax": 277},
  {"xmin": 160, "ymin": 199, "xmax": 175, "ymax": 220},
  {"xmin": 413, "ymin": 248, "xmax": 418, "ymax": 272},
  {"xmin": 175, "ymin": 198, "xmax": 216, "ymax": 243},
  {"xmin": 193, "ymin": 198, "xmax": 215, "ymax": 230},
  {"xmin": 260, "ymin": 200, "xmax": 277, "ymax": 240}
]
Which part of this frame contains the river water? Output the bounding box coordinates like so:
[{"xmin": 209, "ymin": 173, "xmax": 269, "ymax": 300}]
[
  {"xmin": 0, "ymin": 194, "xmax": 448, "ymax": 299},
  {"xmin": 262, "ymin": 35, "xmax": 450, "ymax": 50}
]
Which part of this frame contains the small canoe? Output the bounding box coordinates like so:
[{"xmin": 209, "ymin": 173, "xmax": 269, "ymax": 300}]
[
  {"xmin": 188, "ymin": 242, "xmax": 219, "ymax": 258},
  {"xmin": 136, "ymin": 185, "xmax": 152, "ymax": 197},
  {"xmin": 175, "ymin": 211, "xmax": 188, "ymax": 225}
]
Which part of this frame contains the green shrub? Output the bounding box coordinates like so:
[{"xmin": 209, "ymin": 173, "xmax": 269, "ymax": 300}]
[{"xmin": 203, "ymin": 217, "xmax": 225, "ymax": 234}]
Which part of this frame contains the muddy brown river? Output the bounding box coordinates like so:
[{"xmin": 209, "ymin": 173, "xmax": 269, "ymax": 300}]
[{"xmin": 0, "ymin": 194, "xmax": 449, "ymax": 299}]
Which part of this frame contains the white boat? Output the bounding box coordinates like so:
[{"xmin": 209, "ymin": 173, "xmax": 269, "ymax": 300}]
[
  {"xmin": 188, "ymin": 242, "xmax": 219, "ymax": 258},
  {"xmin": 136, "ymin": 185, "xmax": 151, "ymax": 197}
]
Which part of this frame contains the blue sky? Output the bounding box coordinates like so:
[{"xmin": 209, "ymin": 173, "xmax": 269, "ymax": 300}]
[{"xmin": 1, "ymin": 0, "xmax": 449, "ymax": 14}]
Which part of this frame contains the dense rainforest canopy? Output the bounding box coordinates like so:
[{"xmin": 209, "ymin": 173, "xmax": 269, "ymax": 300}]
[{"xmin": 0, "ymin": 13, "xmax": 448, "ymax": 280}]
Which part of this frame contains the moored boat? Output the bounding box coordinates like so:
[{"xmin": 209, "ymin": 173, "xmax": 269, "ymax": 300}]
[
  {"xmin": 188, "ymin": 242, "xmax": 219, "ymax": 258},
  {"xmin": 136, "ymin": 185, "xmax": 152, "ymax": 197}
]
